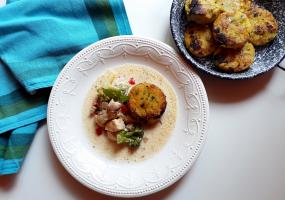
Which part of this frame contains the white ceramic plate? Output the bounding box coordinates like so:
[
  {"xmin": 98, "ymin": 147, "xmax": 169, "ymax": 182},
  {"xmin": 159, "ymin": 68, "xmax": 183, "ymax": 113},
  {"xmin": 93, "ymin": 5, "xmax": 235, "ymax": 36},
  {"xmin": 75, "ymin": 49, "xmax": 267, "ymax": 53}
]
[{"xmin": 47, "ymin": 36, "xmax": 209, "ymax": 197}]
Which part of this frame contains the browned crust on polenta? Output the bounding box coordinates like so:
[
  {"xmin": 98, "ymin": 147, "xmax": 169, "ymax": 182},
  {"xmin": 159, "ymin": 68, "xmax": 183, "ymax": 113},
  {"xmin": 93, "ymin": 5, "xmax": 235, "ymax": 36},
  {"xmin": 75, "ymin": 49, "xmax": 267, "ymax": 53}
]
[
  {"xmin": 214, "ymin": 42, "xmax": 255, "ymax": 72},
  {"xmin": 246, "ymin": 6, "xmax": 278, "ymax": 46},
  {"xmin": 186, "ymin": 0, "xmax": 222, "ymax": 24},
  {"xmin": 127, "ymin": 83, "xmax": 167, "ymax": 120},
  {"xmin": 184, "ymin": 24, "xmax": 216, "ymax": 57},
  {"xmin": 213, "ymin": 11, "xmax": 251, "ymax": 49},
  {"xmin": 190, "ymin": 0, "xmax": 206, "ymax": 14}
]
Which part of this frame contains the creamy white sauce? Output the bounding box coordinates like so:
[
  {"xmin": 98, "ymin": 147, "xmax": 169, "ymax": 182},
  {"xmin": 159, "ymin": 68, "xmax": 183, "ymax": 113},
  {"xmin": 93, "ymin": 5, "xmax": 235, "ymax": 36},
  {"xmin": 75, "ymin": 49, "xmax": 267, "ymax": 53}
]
[{"xmin": 83, "ymin": 64, "xmax": 177, "ymax": 162}]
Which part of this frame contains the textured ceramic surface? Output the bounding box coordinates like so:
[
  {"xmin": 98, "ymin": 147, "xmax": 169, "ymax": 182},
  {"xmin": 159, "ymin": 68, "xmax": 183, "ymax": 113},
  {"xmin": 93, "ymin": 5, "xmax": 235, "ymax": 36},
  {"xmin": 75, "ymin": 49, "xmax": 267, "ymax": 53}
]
[
  {"xmin": 170, "ymin": 0, "xmax": 285, "ymax": 79},
  {"xmin": 47, "ymin": 36, "xmax": 209, "ymax": 197}
]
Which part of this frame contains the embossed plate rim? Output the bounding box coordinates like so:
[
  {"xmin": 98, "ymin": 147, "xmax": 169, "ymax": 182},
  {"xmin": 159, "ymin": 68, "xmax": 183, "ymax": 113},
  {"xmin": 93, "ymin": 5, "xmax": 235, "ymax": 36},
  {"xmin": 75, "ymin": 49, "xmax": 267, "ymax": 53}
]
[{"xmin": 47, "ymin": 36, "xmax": 209, "ymax": 197}]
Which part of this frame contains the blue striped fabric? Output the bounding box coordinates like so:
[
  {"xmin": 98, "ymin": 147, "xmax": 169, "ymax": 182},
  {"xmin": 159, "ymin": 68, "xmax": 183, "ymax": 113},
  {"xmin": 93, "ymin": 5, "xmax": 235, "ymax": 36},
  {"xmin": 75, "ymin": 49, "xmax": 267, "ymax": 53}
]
[
  {"xmin": 0, "ymin": 0, "xmax": 132, "ymax": 175},
  {"xmin": 0, "ymin": 123, "xmax": 38, "ymax": 175},
  {"xmin": 0, "ymin": 62, "xmax": 48, "ymax": 134}
]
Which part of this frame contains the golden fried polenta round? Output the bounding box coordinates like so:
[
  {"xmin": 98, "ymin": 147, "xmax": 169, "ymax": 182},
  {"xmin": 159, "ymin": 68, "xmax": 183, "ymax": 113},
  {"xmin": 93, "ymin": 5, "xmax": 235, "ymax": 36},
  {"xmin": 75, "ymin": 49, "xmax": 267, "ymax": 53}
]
[
  {"xmin": 214, "ymin": 42, "xmax": 255, "ymax": 72},
  {"xmin": 216, "ymin": 0, "xmax": 252, "ymax": 13},
  {"xmin": 185, "ymin": 0, "xmax": 222, "ymax": 24},
  {"xmin": 216, "ymin": 0, "xmax": 242, "ymax": 13},
  {"xmin": 185, "ymin": 0, "xmax": 193, "ymax": 15},
  {"xmin": 184, "ymin": 24, "xmax": 217, "ymax": 57},
  {"xmin": 246, "ymin": 6, "xmax": 279, "ymax": 46},
  {"xmin": 127, "ymin": 83, "xmax": 167, "ymax": 120},
  {"xmin": 240, "ymin": 0, "xmax": 253, "ymax": 12},
  {"xmin": 213, "ymin": 11, "xmax": 251, "ymax": 49}
]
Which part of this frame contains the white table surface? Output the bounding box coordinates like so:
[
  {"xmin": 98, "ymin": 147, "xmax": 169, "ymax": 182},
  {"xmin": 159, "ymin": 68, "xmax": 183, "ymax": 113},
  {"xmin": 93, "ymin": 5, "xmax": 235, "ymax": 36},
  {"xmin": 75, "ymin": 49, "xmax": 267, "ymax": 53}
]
[{"xmin": 1, "ymin": 0, "xmax": 285, "ymax": 199}]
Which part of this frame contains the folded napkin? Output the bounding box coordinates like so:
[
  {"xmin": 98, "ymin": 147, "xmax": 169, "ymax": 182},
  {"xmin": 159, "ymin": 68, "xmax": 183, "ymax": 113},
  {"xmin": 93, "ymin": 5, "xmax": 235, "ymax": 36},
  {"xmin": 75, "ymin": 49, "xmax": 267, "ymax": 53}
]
[{"xmin": 0, "ymin": 0, "xmax": 132, "ymax": 175}]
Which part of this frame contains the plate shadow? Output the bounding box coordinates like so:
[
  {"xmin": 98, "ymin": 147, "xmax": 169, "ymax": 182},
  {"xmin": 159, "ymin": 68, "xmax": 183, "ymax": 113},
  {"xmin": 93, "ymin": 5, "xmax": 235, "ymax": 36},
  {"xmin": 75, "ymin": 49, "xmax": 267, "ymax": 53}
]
[{"xmin": 197, "ymin": 68, "xmax": 275, "ymax": 103}]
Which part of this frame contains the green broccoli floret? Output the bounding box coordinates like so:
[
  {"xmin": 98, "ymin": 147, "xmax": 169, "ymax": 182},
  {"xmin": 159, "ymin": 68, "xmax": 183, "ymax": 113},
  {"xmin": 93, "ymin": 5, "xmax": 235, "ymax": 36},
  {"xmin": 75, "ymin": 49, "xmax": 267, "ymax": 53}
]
[{"xmin": 117, "ymin": 126, "xmax": 144, "ymax": 147}]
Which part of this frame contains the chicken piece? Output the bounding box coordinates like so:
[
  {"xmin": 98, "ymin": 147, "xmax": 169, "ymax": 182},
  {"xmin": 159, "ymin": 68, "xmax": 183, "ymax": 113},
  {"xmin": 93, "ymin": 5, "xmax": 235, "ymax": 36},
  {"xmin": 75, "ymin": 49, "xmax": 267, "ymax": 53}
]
[
  {"xmin": 117, "ymin": 111, "xmax": 135, "ymax": 124},
  {"xmin": 94, "ymin": 110, "xmax": 109, "ymax": 127},
  {"xmin": 125, "ymin": 124, "xmax": 134, "ymax": 131},
  {"xmin": 106, "ymin": 100, "xmax": 121, "ymax": 120},
  {"xmin": 105, "ymin": 118, "xmax": 125, "ymax": 132},
  {"xmin": 100, "ymin": 102, "xmax": 109, "ymax": 110},
  {"xmin": 106, "ymin": 131, "xmax": 117, "ymax": 141},
  {"xmin": 107, "ymin": 99, "xmax": 122, "ymax": 112}
]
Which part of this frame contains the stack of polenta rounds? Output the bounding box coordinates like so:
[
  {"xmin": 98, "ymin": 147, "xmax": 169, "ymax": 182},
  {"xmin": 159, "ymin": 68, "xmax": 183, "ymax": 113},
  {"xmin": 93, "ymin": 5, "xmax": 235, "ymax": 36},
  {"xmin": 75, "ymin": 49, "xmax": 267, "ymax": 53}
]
[{"xmin": 184, "ymin": 0, "xmax": 279, "ymax": 73}]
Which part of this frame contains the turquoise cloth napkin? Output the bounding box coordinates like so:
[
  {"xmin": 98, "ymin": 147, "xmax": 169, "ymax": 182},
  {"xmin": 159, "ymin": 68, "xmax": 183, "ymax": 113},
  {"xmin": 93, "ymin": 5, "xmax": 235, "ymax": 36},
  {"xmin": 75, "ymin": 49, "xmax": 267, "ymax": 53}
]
[{"xmin": 0, "ymin": 0, "xmax": 132, "ymax": 175}]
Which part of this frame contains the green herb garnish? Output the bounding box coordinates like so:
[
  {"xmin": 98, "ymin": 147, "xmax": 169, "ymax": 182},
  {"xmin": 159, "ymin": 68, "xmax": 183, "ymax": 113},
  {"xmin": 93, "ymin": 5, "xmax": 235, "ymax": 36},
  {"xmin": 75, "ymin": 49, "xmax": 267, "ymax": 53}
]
[{"xmin": 97, "ymin": 87, "xmax": 129, "ymax": 103}]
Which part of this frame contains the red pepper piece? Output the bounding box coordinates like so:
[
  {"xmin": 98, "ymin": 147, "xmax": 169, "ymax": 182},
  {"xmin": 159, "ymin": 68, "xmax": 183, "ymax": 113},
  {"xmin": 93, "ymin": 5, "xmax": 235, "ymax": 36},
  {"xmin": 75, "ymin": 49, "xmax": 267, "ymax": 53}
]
[
  {"xmin": 120, "ymin": 104, "xmax": 128, "ymax": 114},
  {"xmin": 128, "ymin": 77, "xmax": 135, "ymax": 85},
  {"xmin": 96, "ymin": 126, "xmax": 103, "ymax": 136}
]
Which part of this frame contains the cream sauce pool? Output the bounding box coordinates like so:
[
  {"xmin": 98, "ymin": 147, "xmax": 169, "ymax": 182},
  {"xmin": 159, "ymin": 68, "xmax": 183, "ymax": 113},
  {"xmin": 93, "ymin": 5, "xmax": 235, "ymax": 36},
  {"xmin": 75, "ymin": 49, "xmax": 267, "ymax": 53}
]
[{"xmin": 83, "ymin": 64, "xmax": 177, "ymax": 162}]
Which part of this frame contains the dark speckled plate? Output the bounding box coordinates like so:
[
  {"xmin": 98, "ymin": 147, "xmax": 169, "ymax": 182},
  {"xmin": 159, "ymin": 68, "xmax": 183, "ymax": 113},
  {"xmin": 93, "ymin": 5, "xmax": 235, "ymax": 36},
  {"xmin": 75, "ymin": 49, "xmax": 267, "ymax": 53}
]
[{"xmin": 170, "ymin": 0, "xmax": 285, "ymax": 79}]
